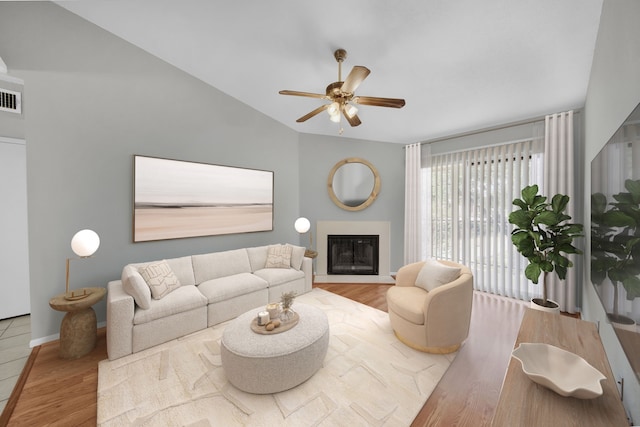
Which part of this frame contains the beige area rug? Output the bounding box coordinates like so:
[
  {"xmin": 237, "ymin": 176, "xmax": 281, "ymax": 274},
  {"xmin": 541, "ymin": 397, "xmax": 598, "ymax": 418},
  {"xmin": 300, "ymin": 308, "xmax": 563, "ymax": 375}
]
[{"xmin": 97, "ymin": 288, "xmax": 455, "ymax": 426}]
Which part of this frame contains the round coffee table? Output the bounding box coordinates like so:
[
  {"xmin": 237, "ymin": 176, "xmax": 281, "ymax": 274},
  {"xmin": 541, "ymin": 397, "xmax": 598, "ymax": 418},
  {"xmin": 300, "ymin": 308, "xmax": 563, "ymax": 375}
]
[{"xmin": 221, "ymin": 303, "xmax": 329, "ymax": 394}]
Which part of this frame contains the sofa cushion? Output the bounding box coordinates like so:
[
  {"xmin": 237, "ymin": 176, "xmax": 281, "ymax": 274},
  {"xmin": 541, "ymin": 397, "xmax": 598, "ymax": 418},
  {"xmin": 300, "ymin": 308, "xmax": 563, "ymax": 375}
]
[
  {"xmin": 247, "ymin": 244, "xmax": 306, "ymax": 271},
  {"xmin": 286, "ymin": 244, "xmax": 305, "ymax": 271},
  {"xmin": 253, "ymin": 268, "xmax": 305, "ymax": 287},
  {"xmin": 165, "ymin": 256, "xmax": 196, "ymax": 287},
  {"xmin": 198, "ymin": 273, "xmax": 268, "ymax": 304},
  {"xmin": 192, "ymin": 249, "xmax": 252, "ymax": 283},
  {"xmin": 246, "ymin": 246, "xmax": 269, "ymax": 272},
  {"xmin": 139, "ymin": 260, "xmax": 182, "ymax": 299},
  {"xmin": 265, "ymin": 244, "xmax": 293, "ymax": 268},
  {"xmin": 133, "ymin": 285, "xmax": 208, "ymax": 325},
  {"xmin": 121, "ymin": 266, "xmax": 152, "ymax": 309},
  {"xmin": 387, "ymin": 286, "xmax": 427, "ymax": 325},
  {"xmin": 415, "ymin": 259, "xmax": 461, "ymax": 292}
]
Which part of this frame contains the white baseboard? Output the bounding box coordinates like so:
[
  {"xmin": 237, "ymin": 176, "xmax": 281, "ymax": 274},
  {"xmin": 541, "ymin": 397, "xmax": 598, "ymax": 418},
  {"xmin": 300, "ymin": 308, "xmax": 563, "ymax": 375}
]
[
  {"xmin": 314, "ymin": 275, "xmax": 395, "ymax": 284},
  {"xmin": 29, "ymin": 320, "xmax": 107, "ymax": 348},
  {"xmin": 30, "ymin": 333, "xmax": 58, "ymax": 348}
]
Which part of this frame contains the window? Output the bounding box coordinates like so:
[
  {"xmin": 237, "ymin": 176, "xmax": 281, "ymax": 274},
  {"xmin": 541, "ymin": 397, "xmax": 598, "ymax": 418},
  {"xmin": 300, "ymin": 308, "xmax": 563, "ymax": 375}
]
[{"xmin": 423, "ymin": 139, "xmax": 543, "ymax": 300}]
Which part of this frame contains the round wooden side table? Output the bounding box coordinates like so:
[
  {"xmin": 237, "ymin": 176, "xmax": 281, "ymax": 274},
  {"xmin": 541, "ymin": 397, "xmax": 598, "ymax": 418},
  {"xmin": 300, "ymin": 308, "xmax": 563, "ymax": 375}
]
[{"xmin": 49, "ymin": 287, "xmax": 106, "ymax": 359}]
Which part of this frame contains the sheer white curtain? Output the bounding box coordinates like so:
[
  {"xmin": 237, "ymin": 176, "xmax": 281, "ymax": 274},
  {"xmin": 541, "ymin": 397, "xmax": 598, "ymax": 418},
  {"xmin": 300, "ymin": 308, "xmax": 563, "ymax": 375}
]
[
  {"xmin": 404, "ymin": 143, "xmax": 422, "ymax": 264},
  {"xmin": 544, "ymin": 111, "xmax": 578, "ymax": 313},
  {"xmin": 426, "ymin": 139, "xmax": 543, "ymax": 299}
]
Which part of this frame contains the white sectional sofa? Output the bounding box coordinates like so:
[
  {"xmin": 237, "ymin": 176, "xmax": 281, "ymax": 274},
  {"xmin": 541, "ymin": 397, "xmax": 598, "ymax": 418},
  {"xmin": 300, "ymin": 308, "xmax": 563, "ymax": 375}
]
[{"xmin": 106, "ymin": 244, "xmax": 312, "ymax": 360}]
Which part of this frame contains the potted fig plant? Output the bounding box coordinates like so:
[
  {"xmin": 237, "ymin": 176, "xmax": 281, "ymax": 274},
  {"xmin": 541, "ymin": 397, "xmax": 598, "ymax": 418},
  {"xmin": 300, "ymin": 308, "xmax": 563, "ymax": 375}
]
[{"xmin": 508, "ymin": 185, "xmax": 584, "ymax": 312}]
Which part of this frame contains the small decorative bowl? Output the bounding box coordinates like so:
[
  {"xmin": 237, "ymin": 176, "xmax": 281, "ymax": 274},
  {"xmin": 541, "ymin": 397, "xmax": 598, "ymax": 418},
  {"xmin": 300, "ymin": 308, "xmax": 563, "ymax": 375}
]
[{"xmin": 511, "ymin": 343, "xmax": 606, "ymax": 399}]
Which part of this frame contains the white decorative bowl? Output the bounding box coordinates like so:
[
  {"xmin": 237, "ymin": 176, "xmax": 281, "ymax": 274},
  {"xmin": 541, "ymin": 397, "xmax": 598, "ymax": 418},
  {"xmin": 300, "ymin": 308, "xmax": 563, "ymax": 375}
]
[{"xmin": 511, "ymin": 343, "xmax": 606, "ymax": 399}]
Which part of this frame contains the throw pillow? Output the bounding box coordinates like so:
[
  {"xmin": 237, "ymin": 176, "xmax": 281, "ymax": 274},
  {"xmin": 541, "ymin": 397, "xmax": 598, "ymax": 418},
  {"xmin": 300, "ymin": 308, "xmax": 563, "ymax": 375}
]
[
  {"xmin": 286, "ymin": 244, "xmax": 306, "ymax": 270},
  {"xmin": 415, "ymin": 259, "xmax": 461, "ymax": 292},
  {"xmin": 265, "ymin": 244, "xmax": 293, "ymax": 269},
  {"xmin": 121, "ymin": 265, "xmax": 152, "ymax": 309},
  {"xmin": 139, "ymin": 260, "xmax": 182, "ymax": 299}
]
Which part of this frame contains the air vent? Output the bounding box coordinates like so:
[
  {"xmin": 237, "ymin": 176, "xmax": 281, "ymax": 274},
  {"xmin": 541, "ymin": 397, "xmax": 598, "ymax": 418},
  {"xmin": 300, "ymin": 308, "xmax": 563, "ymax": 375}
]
[{"xmin": 0, "ymin": 88, "xmax": 21, "ymax": 114}]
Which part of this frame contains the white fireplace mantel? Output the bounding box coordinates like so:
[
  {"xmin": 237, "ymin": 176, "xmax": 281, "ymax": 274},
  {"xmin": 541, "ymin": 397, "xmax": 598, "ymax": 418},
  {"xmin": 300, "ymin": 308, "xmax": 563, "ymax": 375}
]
[{"xmin": 314, "ymin": 220, "xmax": 394, "ymax": 284}]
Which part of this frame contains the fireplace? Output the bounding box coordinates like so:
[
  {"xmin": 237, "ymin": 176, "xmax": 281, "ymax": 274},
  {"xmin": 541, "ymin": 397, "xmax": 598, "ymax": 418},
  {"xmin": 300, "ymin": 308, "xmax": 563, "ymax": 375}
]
[
  {"xmin": 327, "ymin": 235, "xmax": 379, "ymax": 275},
  {"xmin": 315, "ymin": 221, "xmax": 392, "ymax": 283}
]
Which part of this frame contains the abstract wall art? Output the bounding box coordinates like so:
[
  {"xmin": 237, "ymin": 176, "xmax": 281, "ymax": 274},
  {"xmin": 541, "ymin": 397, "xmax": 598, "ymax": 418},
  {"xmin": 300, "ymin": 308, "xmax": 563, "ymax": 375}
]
[{"xmin": 133, "ymin": 155, "xmax": 273, "ymax": 242}]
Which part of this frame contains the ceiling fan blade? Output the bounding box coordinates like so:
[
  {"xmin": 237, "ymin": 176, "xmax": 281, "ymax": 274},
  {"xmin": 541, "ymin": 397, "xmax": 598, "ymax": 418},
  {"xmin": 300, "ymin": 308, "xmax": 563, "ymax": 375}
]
[
  {"xmin": 296, "ymin": 104, "xmax": 329, "ymax": 123},
  {"xmin": 340, "ymin": 66, "xmax": 370, "ymax": 94},
  {"xmin": 279, "ymin": 90, "xmax": 327, "ymax": 99},
  {"xmin": 343, "ymin": 111, "xmax": 362, "ymax": 127},
  {"xmin": 353, "ymin": 96, "xmax": 406, "ymax": 108}
]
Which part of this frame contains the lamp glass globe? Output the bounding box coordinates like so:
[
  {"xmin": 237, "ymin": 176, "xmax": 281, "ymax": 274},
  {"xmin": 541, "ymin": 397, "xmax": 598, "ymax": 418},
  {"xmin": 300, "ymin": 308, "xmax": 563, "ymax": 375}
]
[
  {"xmin": 71, "ymin": 229, "xmax": 100, "ymax": 257},
  {"xmin": 294, "ymin": 217, "xmax": 311, "ymax": 234}
]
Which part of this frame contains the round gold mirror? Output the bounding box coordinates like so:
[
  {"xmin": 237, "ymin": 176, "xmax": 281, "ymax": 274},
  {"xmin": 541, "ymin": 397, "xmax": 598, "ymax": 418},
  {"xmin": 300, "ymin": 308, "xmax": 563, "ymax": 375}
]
[{"xmin": 327, "ymin": 157, "xmax": 381, "ymax": 211}]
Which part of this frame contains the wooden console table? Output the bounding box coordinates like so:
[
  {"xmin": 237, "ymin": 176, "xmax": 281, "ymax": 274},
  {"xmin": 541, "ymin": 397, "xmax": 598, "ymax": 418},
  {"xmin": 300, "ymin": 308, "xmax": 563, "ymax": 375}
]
[{"xmin": 491, "ymin": 308, "xmax": 628, "ymax": 426}]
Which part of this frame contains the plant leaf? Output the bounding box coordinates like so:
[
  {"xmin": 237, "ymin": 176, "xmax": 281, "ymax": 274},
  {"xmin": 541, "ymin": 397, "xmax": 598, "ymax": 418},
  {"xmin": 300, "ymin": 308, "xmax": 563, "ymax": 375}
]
[
  {"xmin": 512, "ymin": 199, "xmax": 527, "ymax": 210},
  {"xmin": 555, "ymin": 264, "xmax": 567, "ymax": 280},
  {"xmin": 602, "ymin": 211, "xmax": 636, "ymax": 227},
  {"xmin": 591, "ymin": 193, "xmax": 608, "ymax": 216},
  {"xmin": 525, "ymin": 263, "xmax": 542, "ymax": 284},
  {"xmin": 521, "ymin": 185, "xmax": 539, "ymax": 205},
  {"xmin": 535, "ymin": 211, "xmax": 561, "ymax": 226},
  {"xmin": 625, "ymin": 179, "xmax": 640, "ymax": 204},
  {"xmin": 564, "ymin": 224, "xmax": 584, "ymax": 235},
  {"xmin": 508, "ymin": 210, "xmax": 532, "ymax": 228},
  {"xmin": 551, "ymin": 194, "xmax": 569, "ymax": 213},
  {"xmin": 623, "ymin": 276, "xmax": 640, "ymax": 300},
  {"xmin": 540, "ymin": 260, "xmax": 554, "ymax": 272}
]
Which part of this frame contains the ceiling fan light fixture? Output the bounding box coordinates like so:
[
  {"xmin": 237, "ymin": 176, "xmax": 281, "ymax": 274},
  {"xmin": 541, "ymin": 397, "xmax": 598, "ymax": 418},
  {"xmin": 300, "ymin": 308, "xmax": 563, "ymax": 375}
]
[
  {"xmin": 344, "ymin": 103, "xmax": 358, "ymax": 119},
  {"xmin": 279, "ymin": 49, "xmax": 405, "ymax": 129},
  {"xmin": 327, "ymin": 101, "xmax": 340, "ymax": 117}
]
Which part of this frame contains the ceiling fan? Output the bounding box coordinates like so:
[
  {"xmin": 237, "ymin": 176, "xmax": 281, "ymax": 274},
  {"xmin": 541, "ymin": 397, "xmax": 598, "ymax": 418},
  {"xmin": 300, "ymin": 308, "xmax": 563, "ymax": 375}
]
[{"xmin": 279, "ymin": 49, "xmax": 406, "ymax": 128}]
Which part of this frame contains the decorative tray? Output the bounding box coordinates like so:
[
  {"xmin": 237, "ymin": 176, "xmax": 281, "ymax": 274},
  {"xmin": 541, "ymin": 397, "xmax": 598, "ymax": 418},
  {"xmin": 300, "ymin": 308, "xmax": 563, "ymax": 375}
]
[
  {"xmin": 250, "ymin": 312, "xmax": 299, "ymax": 335},
  {"xmin": 511, "ymin": 342, "xmax": 606, "ymax": 399}
]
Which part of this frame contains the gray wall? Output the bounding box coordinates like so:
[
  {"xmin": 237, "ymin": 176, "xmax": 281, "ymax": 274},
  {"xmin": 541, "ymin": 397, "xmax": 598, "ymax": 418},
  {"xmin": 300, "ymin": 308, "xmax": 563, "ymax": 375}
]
[
  {"xmin": 0, "ymin": 77, "xmax": 25, "ymax": 139},
  {"xmin": 583, "ymin": 0, "xmax": 640, "ymax": 421},
  {"xmin": 0, "ymin": 2, "xmax": 402, "ymax": 343},
  {"xmin": 0, "ymin": 2, "xmax": 305, "ymax": 342},
  {"xmin": 298, "ymin": 133, "xmax": 406, "ymax": 272}
]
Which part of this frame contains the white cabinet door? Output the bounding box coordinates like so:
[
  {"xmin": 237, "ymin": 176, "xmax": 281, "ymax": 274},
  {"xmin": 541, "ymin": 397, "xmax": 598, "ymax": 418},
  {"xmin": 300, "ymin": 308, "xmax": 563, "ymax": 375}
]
[{"xmin": 0, "ymin": 137, "xmax": 30, "ymax": 319}]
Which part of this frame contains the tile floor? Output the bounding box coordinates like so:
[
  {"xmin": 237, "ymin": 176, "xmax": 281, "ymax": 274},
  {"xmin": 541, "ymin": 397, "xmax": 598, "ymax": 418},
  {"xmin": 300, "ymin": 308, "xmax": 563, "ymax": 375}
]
[{"xmin": 0, "ymin": 315, "xmax": 31, "ymax": 414}]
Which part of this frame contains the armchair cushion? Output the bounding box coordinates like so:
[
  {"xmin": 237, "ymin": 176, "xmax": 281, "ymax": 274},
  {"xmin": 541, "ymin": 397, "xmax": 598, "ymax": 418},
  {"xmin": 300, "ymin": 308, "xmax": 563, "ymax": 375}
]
[
  {"xmin": 387, "ymin": 286, "xmax": 427, "ymax": 325},
  {"xmin": 415, "ymin": 258, "xmax": 461, "ymax": 292}
]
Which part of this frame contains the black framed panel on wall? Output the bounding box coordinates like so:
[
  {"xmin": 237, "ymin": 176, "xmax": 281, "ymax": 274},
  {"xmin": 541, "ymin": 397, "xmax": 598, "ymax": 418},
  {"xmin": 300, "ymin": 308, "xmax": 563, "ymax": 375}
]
[{"xmin": 133, "ymin": 155, "xmax": 274, "ymax": 242}]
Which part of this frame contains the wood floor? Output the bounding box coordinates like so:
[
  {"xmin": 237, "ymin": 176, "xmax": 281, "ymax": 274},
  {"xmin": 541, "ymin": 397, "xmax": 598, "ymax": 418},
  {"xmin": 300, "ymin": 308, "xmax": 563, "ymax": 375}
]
[{"xmin": 1, "ymin": 283, "xmax": 526, "ymax": 426}]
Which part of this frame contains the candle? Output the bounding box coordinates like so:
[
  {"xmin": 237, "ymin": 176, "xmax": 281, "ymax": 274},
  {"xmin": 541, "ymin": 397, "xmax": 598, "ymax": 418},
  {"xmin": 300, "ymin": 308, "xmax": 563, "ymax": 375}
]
[
  {"xmin": 266, "ymin": 302, "xmax": 281, "ymax": 320},
  {"xmin": 258, "ymin": 311, "xmax": 270, "ymax": 326}
]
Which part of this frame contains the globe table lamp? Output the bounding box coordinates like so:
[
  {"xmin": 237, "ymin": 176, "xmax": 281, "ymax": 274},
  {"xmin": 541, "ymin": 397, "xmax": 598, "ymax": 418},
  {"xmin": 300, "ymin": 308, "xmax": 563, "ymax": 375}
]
[
  {"xmin": 294, "ymin": 217, "xmax": 317, "ymax": 258},
  {"xmin": 65, "ymin": 229, "xmax": 100, "ymax": 301}
]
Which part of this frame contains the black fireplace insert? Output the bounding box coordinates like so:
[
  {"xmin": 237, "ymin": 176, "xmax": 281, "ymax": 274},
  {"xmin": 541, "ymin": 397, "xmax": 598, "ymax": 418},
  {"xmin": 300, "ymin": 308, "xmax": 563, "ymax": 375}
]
[{"xmin": 327, "ymin": 234, "xmax": 379, "ymax": 275}]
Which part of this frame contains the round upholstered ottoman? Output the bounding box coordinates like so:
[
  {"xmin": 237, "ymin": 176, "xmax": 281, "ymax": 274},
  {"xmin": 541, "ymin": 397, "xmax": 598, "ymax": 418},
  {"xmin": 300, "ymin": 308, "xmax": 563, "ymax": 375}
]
[{"xmin": 221, "ymin": 303, "xmax": 330, "ymax": 394}]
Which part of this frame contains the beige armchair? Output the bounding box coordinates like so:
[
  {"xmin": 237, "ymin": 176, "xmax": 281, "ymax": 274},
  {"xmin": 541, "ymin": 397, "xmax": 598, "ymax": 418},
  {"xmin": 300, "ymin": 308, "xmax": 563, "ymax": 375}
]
[{"xmin": 387, "ymin": 260, "xmax": 473, "ymax": 354}]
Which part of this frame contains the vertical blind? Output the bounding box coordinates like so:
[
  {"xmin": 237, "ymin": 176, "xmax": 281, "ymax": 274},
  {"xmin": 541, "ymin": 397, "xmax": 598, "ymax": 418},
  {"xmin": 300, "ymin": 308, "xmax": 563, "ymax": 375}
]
[{"xmin": 424, "ymin": 139, "xmax": 543, "ymax": 300}]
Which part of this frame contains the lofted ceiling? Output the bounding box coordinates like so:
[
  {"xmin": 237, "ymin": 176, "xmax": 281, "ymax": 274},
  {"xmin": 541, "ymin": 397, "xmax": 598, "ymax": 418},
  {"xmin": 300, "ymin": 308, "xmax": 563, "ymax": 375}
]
[{"xmin": 54, "ymin": 0, "xmax": 603, "ymax": 144}]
